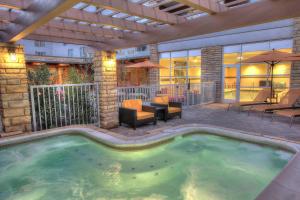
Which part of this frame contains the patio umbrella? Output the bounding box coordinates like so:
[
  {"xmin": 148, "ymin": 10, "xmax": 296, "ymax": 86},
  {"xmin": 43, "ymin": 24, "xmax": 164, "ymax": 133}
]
[
  {"xmin": 125, "ymin": 60, "xmax": 167, "ymax": 69},
  {"xmin": 125, "ymin": 60, "xmax": 167, "ymax": 85},
  {"xmin": 241, "ymin": 49, "xmax": 300, "ymax": 100}
]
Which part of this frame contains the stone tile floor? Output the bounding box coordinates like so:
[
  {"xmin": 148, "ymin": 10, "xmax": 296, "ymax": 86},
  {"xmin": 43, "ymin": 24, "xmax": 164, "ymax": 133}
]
[{"xmin": 112, "ymin": 103, "xmax": 300, "ymax": 142}]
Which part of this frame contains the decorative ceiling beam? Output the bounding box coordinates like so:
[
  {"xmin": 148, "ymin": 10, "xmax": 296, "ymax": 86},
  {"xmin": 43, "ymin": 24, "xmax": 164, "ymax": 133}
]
[
  {"xmin": 1, "ymin": 0, "xmax": 81, "ymax": 43},
  {"xmin": 0, "ymin": 0, "xmax": 30, "ymax": 10},
  {"xmin": 45, "ymin": 20, "xmax": 124, "ymax": 39},
  {"xmin": 26, "ymin": 34, "xmax": 108, "ymax": 49},
  {"xmin": 34, "ymin": 27, "xmax": 108, "ymax": 43},
  {"xmin": 83, "ymin": 0, "xmax": 185, "ymax": 24},
  {"xmin": 0, "ymin": 7, "xmax": 145, "ymax": 33},
  {"xmin": 4, "ymin": 14, "xmax": 124, "ymax": 39},
  {"xmin": 61, "ymin": 8, "xmax": 147, "ymax": 32},
  {"xmin": 173, "ymin": 0, "xmax": 226, "ymax": 14},
  {"xmin": 103, "ymin": 0, "xmax": 300, "ymax": 49}
]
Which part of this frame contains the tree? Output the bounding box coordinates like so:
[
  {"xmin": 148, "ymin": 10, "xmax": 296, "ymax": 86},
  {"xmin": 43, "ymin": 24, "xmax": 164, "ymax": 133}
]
[{"xmin": 28, "ymin": 65, "xmax": 52, "ymax": 85}]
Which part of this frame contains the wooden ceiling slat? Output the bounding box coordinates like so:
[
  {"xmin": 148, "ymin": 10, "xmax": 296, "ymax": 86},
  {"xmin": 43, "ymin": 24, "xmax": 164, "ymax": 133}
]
[
  {"xmin": 83, "ymin": 0, "xmax": 186, "ymax": 24},
  {"xmin": 2, "ymin": 0, "xmax": 81, "ymax": 42},
  {"xmin": 61, "ymin": 8, "xmax": 147, "ymax": 32},
  {"xmin": 173, "ymin": 0, "xmax": 226, "ymax": 14}
]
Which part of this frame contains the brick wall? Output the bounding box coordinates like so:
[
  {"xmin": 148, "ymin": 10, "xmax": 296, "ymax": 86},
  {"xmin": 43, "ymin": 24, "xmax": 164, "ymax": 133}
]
[
  {"xmin": 0, "ymin": 45, "xmax": 31, "ymax": 136},
  {"xmin": 292, "ymin": 18, "xmax": 300, "ymax": 88},
  {"xmin": 201, "ymin": 46, "xmax": 223, "ymax": 102},
  {"xmin": 149, "ymin": 44, "xmax": 159, "ymax": 86},
  {"xmin": 93, "ymin": 51, "xmax": 118, "ymax": 129}
]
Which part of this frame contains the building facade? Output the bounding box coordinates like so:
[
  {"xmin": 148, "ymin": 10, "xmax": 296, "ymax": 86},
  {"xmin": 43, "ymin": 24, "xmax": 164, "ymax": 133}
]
[{"xmin": 114, "ymin": 19, "xmax": 295, "ymax": 103}]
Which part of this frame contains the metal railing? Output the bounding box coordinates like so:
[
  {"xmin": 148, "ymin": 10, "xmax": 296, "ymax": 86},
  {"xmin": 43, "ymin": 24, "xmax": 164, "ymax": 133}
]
[
  {"xmin": 117, "ymin": 82, "xmax": 216, "ymax": 106},
  {"xmin": 30, "ymin": 83, "xmax": 99, "ymax": 131}
]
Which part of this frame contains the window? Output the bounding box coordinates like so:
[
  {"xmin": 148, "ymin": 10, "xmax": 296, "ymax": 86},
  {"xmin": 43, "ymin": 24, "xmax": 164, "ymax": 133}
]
[
  {"xmin": 80, "ymin": 47, "xmax": 87, "ymax": 58},
  {"xmin": 35, "ymin": 51, "xmax": 46, "ymax": 56},
  {"xmin": 223, "ymin": 39, "xmax": 292, "ymax": 102},
  {"xmin": 68, "ymin": 49, "xmax": 74, "ymax": 57},
  {"xmin": 34, "ymin": 41, "xmax": 45, "ymax": 47},
  {"xmin": 159, "ymin": 49, "xmax": 201, "ymax": 85},
  {"xmin": 136, "ymin": 45, "xmax": 147, "ymax": 52}
]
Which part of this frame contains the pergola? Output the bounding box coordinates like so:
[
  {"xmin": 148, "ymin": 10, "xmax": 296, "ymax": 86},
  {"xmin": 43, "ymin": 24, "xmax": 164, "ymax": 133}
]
[{"xmin": 0, "ymin": 0, "xmax": 300, "ymax": 50}]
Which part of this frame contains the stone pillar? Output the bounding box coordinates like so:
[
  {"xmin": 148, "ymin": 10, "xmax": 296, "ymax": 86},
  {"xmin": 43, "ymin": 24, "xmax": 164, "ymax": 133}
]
[
  {"xmin": 0, "ymin": 44, "xmax": 31, "ymax": 136},
  {"xmin": 149, "ymin": 44, "xmax": 159, "ymax": 86},
  {"xmin": 292, "ymin": 18, "xmax": 300, "ymax": 88},
  {"xmin": 201, "ymin": 46, "xmax": 223, "ymax": 102},
  {"xmin": 93, "ymin": 51, "xmax": 118, "ymax": 129}
]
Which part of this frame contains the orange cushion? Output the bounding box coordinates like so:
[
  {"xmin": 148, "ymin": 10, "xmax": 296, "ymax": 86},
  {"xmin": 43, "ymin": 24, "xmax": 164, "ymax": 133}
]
[
  {"xmin": 168, "ymin": 107, "xmax": 181, "ymax": 113},
  {"xmin": 137, "ymin": 111, "xmax": 154, "ymax": 120},
  {"xmin": 152, "ymin": 96, "xmax": 169, "ymax": 105},
  {"xmin": 122, "ymin": 99, "xmax": 142, "ymax": 112}
]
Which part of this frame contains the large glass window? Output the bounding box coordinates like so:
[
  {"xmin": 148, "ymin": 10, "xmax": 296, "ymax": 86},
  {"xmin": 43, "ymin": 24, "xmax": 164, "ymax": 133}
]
[
  {"xmin": 223, "ymin": 39, "xmax": 292, "ymax": 102},
  {"xmin": 159, "ymin": 49, "xmax": 201, "ymax": 85}
]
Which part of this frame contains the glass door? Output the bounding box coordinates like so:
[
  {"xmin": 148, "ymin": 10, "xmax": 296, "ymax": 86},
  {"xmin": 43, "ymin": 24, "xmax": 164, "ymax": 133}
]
[{"xmin": 222, "ymin": 65, "xmax": 240, "ymax": 102}]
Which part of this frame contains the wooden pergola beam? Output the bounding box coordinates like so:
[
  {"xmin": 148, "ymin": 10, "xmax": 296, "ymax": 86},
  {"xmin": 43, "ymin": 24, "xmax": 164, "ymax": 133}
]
[
  {"xmin": 61, "ymin": 8, "xmax": 147, "ymax": 32},
  {"xmin": 46, "ymin": 20, "xmax": 124, "ymax": 39},
  {"xmin": 173, "ymin": 0, "xmax": 226, "ymax": 14},
  {"xmin": 0, "ymin": 0, "xmax": 30, "ymax": 10},
  {"xmin": 0, "ymin": 8, "xmax": 142, "ymax": 36},
  {"xmin": 83, "ymin": 0, "xmax": 186, "ymax": 24},
  {"xmin": 0, "ymin": 0, "xmax": 147, "ymax": 32},
  {"xmin": 34, "ymin": 27, "xmax": 108, "ymax": 43},
  {"xmin": 1, "ymin": 0, "xmax": 81, "ymax": 42},
  {"xmin": 26, "ymin": 34, "xmax": 108, "ymax": 49}
]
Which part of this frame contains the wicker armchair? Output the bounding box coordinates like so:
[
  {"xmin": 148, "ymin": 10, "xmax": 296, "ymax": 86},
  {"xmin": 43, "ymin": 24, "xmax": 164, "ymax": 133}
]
[
  {"xmin": 119, "ymin": 99, "xmax": 157, "ymax": 130},
  {"xmin": 151, "ymin": 96, "xmax": 182, "ymax": 121}
]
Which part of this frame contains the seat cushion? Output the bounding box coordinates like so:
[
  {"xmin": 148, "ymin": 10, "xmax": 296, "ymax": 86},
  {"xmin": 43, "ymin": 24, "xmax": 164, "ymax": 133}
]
[
  {"xmin": 168, "ymin": 106, "xmax": 181, "ymax": 113},
  {"xmin": 137, "ymin": 111, "xmax": 154, "ymax": 120},
  {"xmin": 122, "ymin": 99, "xmax": 142, "ymax": 112},
  {"xmin": 152, "ymin": 96, "xmax": 169, "ymax": 105}
]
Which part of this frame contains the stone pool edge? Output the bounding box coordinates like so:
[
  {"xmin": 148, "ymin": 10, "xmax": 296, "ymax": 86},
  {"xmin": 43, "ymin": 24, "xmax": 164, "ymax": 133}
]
[{"xmin": 0, "ymin": 124, "xmax": 300, "ymax": 200}]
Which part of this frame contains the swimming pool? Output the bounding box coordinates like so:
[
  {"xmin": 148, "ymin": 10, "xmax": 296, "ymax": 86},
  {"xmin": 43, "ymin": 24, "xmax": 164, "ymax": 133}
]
[{"xmin": 0, "ymin": 132, "xmax": 293, "ymax": 200}]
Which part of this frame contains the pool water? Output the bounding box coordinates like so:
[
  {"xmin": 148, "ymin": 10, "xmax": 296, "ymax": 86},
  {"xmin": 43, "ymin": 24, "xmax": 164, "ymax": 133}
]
[{"xmin": 0, "ymin": 134, "xmax": 293, "ymax": 200}]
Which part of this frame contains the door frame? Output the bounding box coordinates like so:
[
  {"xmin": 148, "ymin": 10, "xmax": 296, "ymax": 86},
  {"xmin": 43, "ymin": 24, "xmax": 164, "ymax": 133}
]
[{"xmin": 222, "ymin": 64, "xmax": 241, "ymax": 103}]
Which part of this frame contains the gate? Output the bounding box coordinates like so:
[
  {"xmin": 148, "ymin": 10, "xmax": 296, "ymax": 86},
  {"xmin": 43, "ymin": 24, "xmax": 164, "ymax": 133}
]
[{"xmin": 30, "ymin": 83, "xmax": 99, "ymax": 131}]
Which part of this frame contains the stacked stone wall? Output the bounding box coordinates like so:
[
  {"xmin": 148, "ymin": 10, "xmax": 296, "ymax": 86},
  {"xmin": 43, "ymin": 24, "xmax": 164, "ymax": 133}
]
[
  {"xmin": 0, "ymin": 45, "xmax": 31, "ymax": 135},
  {"xmin": 201, "ymin": 46, "xmax": 223, "ymax": 102},
  {"xmin": 93, "ymin": 51, "xmax": 118, "ymax": 129}
]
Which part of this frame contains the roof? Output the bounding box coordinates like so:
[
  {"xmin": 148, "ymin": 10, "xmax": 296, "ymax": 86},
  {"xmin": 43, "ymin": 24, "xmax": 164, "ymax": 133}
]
[{"xmin": 0, "ymin": 0, "xmax": 299, "ymax": 50}]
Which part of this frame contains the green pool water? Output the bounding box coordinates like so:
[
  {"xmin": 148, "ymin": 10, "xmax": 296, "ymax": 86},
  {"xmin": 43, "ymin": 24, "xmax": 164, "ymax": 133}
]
[{"xmin": 0, "ymin": 134, "xmax": 293, "ymax": 200}]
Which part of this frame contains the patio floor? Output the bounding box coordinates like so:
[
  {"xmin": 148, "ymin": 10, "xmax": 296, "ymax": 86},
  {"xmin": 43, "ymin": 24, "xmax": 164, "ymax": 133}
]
[{"xmin": 112, "ymin": 103, "xmax": 300, "ymax": 142}]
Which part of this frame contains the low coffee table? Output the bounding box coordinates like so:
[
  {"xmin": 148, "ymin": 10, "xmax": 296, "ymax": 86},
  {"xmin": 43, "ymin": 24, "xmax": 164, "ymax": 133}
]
[{"xmin": 154, "ymin": 106, "xmax": 167, "ymax": 122}]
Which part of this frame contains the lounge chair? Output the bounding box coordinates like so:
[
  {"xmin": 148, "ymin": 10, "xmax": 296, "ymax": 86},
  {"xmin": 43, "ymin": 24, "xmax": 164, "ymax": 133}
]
[
  {"xmin": 150, "ymin": 96, "xmax": 182, "ymax": 121},
  {"xmin": 272, "ymin": 108, "xmax": 300, "ymax": 127},
  {"xmin": 248, "ymin": 88, "xmax": 300, "ymax": 117},
  {"xmin": 227, "ymin": 88, "xmax": 271, "ymax": 112},
  {"xmin": 119, "ymin": 99, "xmax": 157, "ymax": 130}
]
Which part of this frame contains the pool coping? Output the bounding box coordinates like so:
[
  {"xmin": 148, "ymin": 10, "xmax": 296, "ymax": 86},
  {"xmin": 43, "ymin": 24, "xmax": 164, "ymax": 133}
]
[{"xmin": 0, "ymin": 124, "xmax": 300, "ymax": 200}]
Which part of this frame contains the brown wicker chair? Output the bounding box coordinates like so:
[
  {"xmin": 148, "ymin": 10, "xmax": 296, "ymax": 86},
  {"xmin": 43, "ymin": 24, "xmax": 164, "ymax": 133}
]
[
  {"xmin": 119, "ymin": 99, "xmax": 157, "ymax": 130},
  {"xmin": 150, "ymin": 96, "xmax": 182, "ymax": 121}
]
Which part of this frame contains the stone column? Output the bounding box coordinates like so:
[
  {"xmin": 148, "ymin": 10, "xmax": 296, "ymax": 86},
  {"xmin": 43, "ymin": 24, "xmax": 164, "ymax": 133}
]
[
  {"xmin": 93, "ymin": 51, "xmax": 118, "ymax": 129},
  {"xmin": 292, "ymin": 18, "xmax": 300, "ymax": 88},
  {"xmin": 0, "ymin": 44, "xmax": 31, "ymax": 136},
  {"xmin": 201, "ymin": 46, "xmax": 223, "ymax": 102},
  {"xmin": 148, "ymin": 44, "xmax": 160, "ymax": 86}
]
